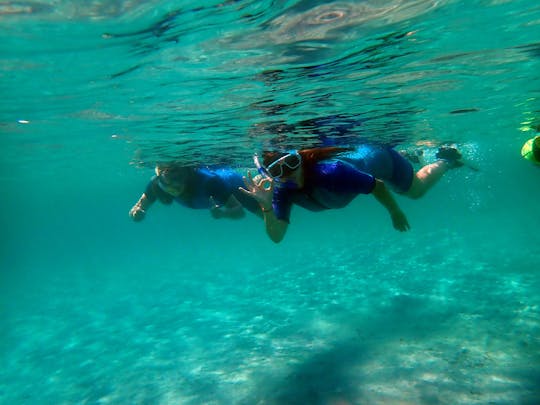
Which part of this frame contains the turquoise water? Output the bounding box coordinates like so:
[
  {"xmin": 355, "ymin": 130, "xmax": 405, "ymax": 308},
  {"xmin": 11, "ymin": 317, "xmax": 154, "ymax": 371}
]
[{"xmin": 2, "ymin": 0, "xmax": 540, "ymax": 404}]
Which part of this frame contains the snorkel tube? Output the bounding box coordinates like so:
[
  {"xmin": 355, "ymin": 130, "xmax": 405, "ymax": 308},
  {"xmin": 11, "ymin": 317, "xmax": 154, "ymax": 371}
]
[{"xmin": 253, "ymin": 153, "xmax": 270, "ymax": 177}]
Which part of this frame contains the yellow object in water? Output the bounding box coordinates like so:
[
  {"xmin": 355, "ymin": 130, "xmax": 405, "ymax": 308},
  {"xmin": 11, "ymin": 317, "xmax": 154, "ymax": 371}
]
[{"xmin": 521, "ymin": 135, "xmax": 540, "ymax": 164}]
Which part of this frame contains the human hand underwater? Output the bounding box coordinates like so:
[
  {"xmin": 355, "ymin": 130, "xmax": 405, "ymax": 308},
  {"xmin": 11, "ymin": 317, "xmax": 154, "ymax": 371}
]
[
  {"xmin": 390, "ymin": 210, "xmax": 410, "ymax": 232},
  {"xmin": 129, "ymin": 204, "xmax": 146, "ymax": 222},
  {"xmin": 239, "ymin": 170, "xmax": 274, "ymax": 211}
]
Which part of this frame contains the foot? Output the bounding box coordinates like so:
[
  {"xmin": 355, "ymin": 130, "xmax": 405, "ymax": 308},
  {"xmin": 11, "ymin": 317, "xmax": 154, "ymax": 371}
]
[{"xmin": 436, "ymin": 146, "xmax": 463, "ymax": 168}]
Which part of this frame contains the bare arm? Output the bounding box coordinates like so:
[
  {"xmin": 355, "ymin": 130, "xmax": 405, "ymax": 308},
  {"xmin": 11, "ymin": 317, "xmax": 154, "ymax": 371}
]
[
  {"xmin": 129, "ymin": 192, "xmax": 154, "ymax": 222},
  {"xmin": 371, "ymin": 179, "xmax": 410, "ymax": 232},
  {"xmin": 260, "ymin": 207, "xmax": 288, "ymax": 243}
]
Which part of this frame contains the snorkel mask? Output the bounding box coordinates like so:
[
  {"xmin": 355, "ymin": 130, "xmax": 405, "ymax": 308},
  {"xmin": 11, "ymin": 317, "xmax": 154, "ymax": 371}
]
[
  {"xmin": 155, "ymin": 166, "xmax": 186, "ymax": 196},
  {"xmin": 254, "ymin": 152, "xmax": 302, "ymax": 190},
  {"xmin": 254, "ymin": 152, "xmax": 302, "ymax": 179}
]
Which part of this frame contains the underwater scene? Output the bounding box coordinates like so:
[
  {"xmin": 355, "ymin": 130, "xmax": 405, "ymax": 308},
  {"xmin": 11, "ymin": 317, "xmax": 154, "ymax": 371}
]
[{"xmin": 1, "ymin": 0, "xmax": 540, "ymax": 404}]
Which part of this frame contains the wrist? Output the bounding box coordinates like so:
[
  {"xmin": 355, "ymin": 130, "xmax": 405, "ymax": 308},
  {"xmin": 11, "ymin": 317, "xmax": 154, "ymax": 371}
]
[{"xmin": 390, "ymin": 208, "xmax": 402, "ymax": 216}]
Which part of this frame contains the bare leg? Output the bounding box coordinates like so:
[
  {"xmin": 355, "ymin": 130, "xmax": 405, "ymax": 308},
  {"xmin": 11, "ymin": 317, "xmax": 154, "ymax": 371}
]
[{"xmin": 405, "ymin": 160, "xmax": 452, "ymax": 199}]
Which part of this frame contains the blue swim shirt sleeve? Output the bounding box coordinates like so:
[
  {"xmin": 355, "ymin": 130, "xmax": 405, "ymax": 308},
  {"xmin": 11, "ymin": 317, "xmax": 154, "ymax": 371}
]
[
  {"xmin": 181, "ymin": 168, "xmax": 232, "ymax": 208},
  {"xmin": 272, "ymin": 186, "xmax": 294, "ymax": 223},
  {"xmin": 145, "ymin": 176, "xmax": 173, "ymax": 204},
  {"xmin": 314, "ymin": 161, "xmax": 376, "ymax": 194},
  {"xmin": 144, "ymin": 178, "xmax": 158, "ymax": 202}
]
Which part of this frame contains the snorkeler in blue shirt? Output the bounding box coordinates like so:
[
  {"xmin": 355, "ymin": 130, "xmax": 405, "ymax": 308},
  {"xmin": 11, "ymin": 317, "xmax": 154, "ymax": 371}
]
[
  {"xmin": 129, "ymin": 164, "xmax": 261, "ymax": 221},
  {"xmin": 240, "ymin": 145, "xmax": 463, "ymax": 243}
]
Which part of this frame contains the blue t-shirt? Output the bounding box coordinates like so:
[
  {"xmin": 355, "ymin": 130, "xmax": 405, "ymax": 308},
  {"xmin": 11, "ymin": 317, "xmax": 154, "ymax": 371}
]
[
  {"xmin": 176, "ymin": 167, "xmax": 234, "ymax": 208},
  {"xmin": 272, "ymin": 160, "xmax": 376, "ymax": 222},
  {"xmin": 146, "ymin": 167, "xmax": 259, "ymax": 215}
]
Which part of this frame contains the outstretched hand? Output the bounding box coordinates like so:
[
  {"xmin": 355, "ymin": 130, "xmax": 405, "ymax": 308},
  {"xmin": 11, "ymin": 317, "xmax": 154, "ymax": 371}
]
[
  {"xmin": 129, "ymin": 205, "xmax": 146, "ymax": 222},
  {"xmin": 239, "ymin": 170, "xmax": 274, "ymax": 211},
  {"xmin": 390, "ymin": 210, "xmax": 410, "ymax": 232}
]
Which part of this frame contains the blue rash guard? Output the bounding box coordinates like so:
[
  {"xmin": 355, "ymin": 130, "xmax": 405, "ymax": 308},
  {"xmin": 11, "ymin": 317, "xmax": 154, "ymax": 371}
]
[
  {"xmin": 145, "ymin": 167, "xmax": 260, "ymax": 215},
  {"xmin": 272, "ymin": 145, "xmax": 414, "ymax": 222}
]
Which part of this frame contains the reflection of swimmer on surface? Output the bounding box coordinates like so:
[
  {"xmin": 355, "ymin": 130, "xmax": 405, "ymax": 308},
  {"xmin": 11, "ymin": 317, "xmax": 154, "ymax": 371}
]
[
  {"xmin": 249, "ymin": 114, "xmax": 371, "ymax": 150},
  {"xmin": 129, "ymin": 164, "xmax": 261, "ymax": 222},
  {"xmin": 249, "ymin": 111, "xmax": 416, "ymax": 154},
  {"xmin": 0, "ymin": 2, "xmax": 53, "ymax": 16},
  {"xmin": 240, "ymin": 145, "xmax": 464, "ymax": 243},
  {"xmin": 521, "ymin": 135, "xmax": 540, "ymax": 165}
]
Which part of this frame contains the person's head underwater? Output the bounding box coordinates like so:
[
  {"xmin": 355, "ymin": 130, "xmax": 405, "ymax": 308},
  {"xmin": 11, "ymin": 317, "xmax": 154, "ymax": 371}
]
[
  {"xmin": 155, "ymin": 164, "xmax": 192, "ymax": 196},
  {"xmin": 521, "ymin": 135, "xmax": 540, "ymax": 164},
  {"xmin": 254, "ymin": 147, "xmax": 351, "ymax": 189}
]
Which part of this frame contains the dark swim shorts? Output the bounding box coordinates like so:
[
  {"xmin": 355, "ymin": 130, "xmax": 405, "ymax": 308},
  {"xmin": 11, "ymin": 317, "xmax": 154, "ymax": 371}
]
[{"xmin": 337, "ymin": 145, "xmax": 414, "ymax": 193}]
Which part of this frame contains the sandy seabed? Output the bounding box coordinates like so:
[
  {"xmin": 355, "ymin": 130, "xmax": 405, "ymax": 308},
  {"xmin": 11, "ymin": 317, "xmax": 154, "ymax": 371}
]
[{"xmin": 2, "ymin": 234, "xmax": 539, "ymax": 405}]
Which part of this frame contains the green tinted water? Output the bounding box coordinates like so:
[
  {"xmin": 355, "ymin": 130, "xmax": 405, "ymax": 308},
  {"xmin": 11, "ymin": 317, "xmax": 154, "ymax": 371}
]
[{"xmin": 1, "ymin": 1, "xmax": 540, "ymax": 403}]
